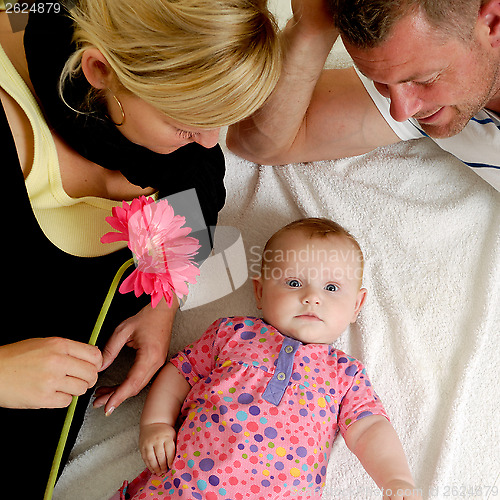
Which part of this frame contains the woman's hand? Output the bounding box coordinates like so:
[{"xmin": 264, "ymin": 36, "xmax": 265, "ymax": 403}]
[
  {"xmin": 0, "ymin": 337, "xmax": 102, "ymax": 409},
  {"xmin": 139, "ymin": 422, "xmax": 177, "ymax": 475},
  {"xmin": 93, "ymin": 297, "xmax": 178, "ymax": 415}
]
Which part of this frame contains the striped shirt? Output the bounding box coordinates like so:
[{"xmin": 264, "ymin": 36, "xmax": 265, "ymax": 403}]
[{"xmin": 356, "ymin": 69, "xmax": 500, "ymax": 191}]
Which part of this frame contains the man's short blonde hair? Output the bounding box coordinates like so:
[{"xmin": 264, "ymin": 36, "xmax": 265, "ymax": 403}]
[{"xmin": 329, "ymin": 0, "xmax": 487, "ymax": 48}]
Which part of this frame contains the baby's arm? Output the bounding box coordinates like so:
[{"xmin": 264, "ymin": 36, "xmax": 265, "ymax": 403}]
[
  {"xmin": 344, "ymin": 415, "xmax": 422, "ymax": 500},
  {"xmin": 139, "ymin": 362, "xmax": 191, "ymax": 475}
]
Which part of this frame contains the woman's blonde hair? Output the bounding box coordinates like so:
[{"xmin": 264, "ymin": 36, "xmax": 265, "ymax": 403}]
[{"xmin": 60, "ymin": 0, "xmax": 282, "ymax": 128}]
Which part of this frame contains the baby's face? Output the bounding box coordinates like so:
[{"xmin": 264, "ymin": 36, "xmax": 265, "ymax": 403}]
[{"xmin": 253, "ymin": 230, "xmax": 366, "ymax": 344}]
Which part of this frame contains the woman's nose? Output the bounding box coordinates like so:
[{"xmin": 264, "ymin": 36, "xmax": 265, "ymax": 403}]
[{"xmin": 194, "ymin": 128, "xmax": 220, "ymax": 148}]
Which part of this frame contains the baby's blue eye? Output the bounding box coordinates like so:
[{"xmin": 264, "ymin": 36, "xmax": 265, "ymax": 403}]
[
  {"xmin": 325, "ymin": 284, "xmax": 338, "ymax": 292},
  {"xmin": 286, "ymin": 279, "xmax": 301, "ymax": 288}
]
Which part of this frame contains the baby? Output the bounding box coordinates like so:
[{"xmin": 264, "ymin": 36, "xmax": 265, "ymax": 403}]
[{"xmin": 115, "ymin": 218, "xmax": 421, "ymax": 500}]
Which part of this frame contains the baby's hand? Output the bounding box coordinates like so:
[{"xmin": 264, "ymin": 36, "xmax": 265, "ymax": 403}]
[
  {"xmin": 139, "ymin": 422, "xmax": 177, "ymax": 475},
  {"xmin": 382, "ymin": 480, "xmax": 423, "ymax": 500}
]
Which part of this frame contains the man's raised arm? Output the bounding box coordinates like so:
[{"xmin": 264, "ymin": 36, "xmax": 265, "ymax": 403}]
[{"xmin": 226, "ymin": 0, "xmax": 399, "ymax": 165}]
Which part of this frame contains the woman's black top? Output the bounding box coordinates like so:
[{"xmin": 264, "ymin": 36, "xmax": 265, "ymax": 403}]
[
  {"xmin": 1, "ymin": 99, "xmax": 145, "ymax": 498},
  {"xmin": 23, "ymin": 1, "xmax": 226, "ymax": 233},
  {"xmin": 0, "ymin": 2, "xmax": 226, "ymax": 495}
]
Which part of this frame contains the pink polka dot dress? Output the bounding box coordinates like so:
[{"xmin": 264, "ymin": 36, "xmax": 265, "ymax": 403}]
[{"xmin": 118, "ymin": 317, "xmax": 388, "ymax": 500}]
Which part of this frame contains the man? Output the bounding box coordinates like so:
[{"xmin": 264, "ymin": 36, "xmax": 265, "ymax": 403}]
[{"xmin": 227, "ymin": 0, "xmax": 500, "ymax": 191}]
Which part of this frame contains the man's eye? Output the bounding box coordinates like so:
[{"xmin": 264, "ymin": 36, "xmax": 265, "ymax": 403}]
[
  {"xmin": 325, "ymin": 284, "xmax": 338, "ymax": 292},
  {"xmin": 415, "ymin": 74, "xmax": 439, "ymax": 86},
  {"xmin": 286, "ymin": 279, "xmax": 301, "ymax": 288}
]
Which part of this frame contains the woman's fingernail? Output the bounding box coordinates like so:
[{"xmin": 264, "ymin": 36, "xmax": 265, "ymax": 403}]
[{"xmin": 105, "ymin": 406, "xmax": 115, "ymax": 417}]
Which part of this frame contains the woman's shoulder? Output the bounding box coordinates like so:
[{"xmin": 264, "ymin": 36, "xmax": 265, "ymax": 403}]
[
  {"xmin": 24, "ymin": 1, "xmax": 74, "ymax": 60},
  {"xmin": 0, "ymin": 13, "xmax": 32, "ymax": 89},
  {"xmin": 24, "ymin": 1, "xmax": 75, "ymax": 107}
]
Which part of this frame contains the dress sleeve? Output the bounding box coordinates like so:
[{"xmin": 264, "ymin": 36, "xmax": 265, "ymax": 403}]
[
  {"xmin": 337, "ymin": 360, "xmax": 389, "ymax": 436},
  {"xmin": 170, "ymin": 317, "xmax": 227, "ymax": 386}
]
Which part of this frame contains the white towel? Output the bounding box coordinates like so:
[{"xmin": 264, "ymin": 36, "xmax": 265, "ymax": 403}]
[
  {"xmin": 55, "ymin": 136, "xmax": 500, "ymax": 499},
  {"xmin": 54, "ymin": 4, "xmax": 499, "ymax": 496}
]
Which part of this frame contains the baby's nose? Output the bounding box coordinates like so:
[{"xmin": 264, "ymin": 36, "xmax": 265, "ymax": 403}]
[{"xmin": 302, "ymin": 288, "xmax": 320, "ymax": 305}]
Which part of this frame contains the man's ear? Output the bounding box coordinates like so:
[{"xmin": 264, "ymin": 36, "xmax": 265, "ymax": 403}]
[
  {"xmin": 81, "ymin": 48, "xmax": 113, "ymax": 89},
  {"xmin": 252, "ymin": 276, "xmax": 264, "ymax": 310},
  {"xmin": 479, "ymin": 0, "xmax": 500, "ymax": 48}
]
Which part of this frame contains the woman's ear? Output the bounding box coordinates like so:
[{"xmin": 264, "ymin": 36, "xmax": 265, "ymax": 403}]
[
  {"xmin": 81, "ymin": 48, "xmax": 113, "ymax": 89},
  {"xmin": 252, "ymin": 276, "xmax": 264, "ymax": 310}
]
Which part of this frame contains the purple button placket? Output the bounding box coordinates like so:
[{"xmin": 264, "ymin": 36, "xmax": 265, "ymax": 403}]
[{"xmin": 262, "ymin": 336, "xmax": 302, "ymax": 405}]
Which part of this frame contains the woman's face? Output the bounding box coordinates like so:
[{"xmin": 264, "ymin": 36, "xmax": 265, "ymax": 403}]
[{"xmin": 106, "ymin": 90, "xmax": 220, "ymax": 154}]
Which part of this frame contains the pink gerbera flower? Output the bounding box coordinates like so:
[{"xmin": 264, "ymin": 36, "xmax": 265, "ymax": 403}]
[{"xmin": 101, "ymin": 196, "xmax": 200, "ymax": 308}]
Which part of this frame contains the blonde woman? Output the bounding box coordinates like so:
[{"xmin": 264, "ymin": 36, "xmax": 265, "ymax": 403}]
[{"xmin": 0, "ymin": 0, "xmax": 280, "ymax": 494}]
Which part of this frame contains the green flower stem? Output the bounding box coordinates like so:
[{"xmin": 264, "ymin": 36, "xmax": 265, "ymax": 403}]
[{"xmin": 44, "ymin": 257, "xmax": 135, "ymax": 500}]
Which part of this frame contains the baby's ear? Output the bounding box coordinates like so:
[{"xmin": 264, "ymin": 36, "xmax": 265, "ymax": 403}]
[
  {"xmin": 350, "ymin": 288, "xmax": 367, "ymax": 323},
  {"xmin": 252, "ymin": 276, "xmax": 264, "ymax": 310}
]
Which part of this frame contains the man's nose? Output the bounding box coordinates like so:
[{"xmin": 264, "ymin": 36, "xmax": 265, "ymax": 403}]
[
  {"xmin": 387, "ymin": 83, "xmax": 423, "ymax": 122},
  {"xmin": 194, "ymin": 128, "xmax": 221, "ymax": 149}
]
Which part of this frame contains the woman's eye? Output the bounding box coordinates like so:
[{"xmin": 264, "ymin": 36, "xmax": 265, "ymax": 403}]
[
  {"xmin": 177, "ymin": 129, "xmax": 195, "ymax": 140},
  {"xmin": 286, "ymin": 279, "xmax": 301, "ymax": 288},
  {"xmin": 325, "ymin": 284, "xmax": 338, "ymax": 292}
]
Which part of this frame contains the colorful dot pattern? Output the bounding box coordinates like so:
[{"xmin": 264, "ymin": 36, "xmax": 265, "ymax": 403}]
[{"xmin": 122, "ymin": 317, "xmax": 387, "ymax": 500}]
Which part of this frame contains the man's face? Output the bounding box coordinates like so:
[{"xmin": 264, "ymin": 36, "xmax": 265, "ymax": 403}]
[{"xmin": 344, "ymin": 12, "xmax": 500, "ymax": 139}]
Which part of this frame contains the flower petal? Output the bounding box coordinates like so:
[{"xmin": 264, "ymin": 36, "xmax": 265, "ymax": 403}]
[
  {"xmin": 106, "ymin": 197, "xmax": 200, "ymax": 308},
  {"xmin": 101, "ymin": 231, "xmax": 129, "ymax": 244},
  {"xmin": 119, "ymin": 270, "xmax": 139, "ymax": 295}
]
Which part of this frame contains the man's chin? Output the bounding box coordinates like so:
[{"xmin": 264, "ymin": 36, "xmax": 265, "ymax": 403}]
[
  {"xmin": 418, "ymin": 120, "xmax": 468, "ymax": 140},
  {"xmin": 417, "ymin": 108, "xmax": 475, "ymax": 139}
]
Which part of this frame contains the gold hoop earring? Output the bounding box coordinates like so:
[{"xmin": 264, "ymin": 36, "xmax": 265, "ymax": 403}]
[{"xmin": 107, "ymin": 89, "xmax": 125, "ymax": 126}]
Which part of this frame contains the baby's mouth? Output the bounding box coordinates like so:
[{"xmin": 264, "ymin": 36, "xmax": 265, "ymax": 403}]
[{"xmin": 295, "ymin": 313, "xmax": 322, "ymax": 321}]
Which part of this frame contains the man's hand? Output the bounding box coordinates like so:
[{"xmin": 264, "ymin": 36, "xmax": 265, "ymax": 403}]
[
  {"xmin": 226, "ymin": 0, "xmax": 338, "ymax": 164},
  {"xmin": 139, "ymin": 422, "xmax": 177, "ymax": 475},
  {"xmin": 0, "ymin": 337, "xmax": 102, "ymax": 409},
  {"xmin": 290, "ymin": 0, "xmax": 337, "ymax": 37},
  {"xmin": 93, "ymin": 298, "xmax": 177, "ymax": 415}
]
